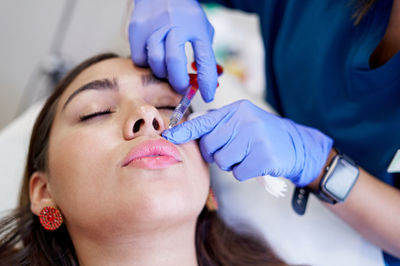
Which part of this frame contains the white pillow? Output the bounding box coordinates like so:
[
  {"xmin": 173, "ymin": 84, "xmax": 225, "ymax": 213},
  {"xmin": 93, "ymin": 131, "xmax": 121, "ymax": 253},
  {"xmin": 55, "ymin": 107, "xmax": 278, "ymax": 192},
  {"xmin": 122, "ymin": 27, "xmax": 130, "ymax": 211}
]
[{"xmin": 0, "ymin": 100, "xmax": 43, "ymax": 214}]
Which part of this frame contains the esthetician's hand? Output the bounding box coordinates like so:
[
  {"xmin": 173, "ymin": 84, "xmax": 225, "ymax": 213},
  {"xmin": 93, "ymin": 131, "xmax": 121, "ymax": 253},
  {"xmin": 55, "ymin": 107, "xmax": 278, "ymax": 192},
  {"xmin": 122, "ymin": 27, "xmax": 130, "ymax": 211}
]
[
  {"xmin": 129, "ymin": 0, "xmax": 217, "ymax": 102},
  {"xmin": 162, "ymin": 100, "xmax": 333, "ymax": 186}
]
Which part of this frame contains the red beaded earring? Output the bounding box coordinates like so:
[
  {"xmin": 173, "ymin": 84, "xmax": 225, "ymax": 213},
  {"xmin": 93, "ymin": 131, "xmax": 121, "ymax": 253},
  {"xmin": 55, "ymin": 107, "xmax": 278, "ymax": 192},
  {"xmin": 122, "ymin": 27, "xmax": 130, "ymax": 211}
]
[
  {"xmin": 39, "ymin": 206, "xmax": 63, "ymax": 231},
  {"xmin": 206, "ymin": 188, "xmax": 219, "ymax": 211}
]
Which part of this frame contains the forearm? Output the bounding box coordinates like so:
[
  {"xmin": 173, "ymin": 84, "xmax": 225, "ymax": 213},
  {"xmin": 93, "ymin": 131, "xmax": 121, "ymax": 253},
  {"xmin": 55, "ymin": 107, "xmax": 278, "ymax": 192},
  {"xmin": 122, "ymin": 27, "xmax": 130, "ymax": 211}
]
[{"xmin": 310, "ymin": 149, "xmax": 400, "ymax": 258}]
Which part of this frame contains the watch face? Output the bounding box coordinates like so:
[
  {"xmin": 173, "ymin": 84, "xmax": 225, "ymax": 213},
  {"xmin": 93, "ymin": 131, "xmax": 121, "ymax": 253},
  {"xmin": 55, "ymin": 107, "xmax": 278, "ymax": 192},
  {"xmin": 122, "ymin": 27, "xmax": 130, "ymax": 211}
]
[{"xmin": 324, "ymin": 157, "xmax": 359, "ymax": 201}]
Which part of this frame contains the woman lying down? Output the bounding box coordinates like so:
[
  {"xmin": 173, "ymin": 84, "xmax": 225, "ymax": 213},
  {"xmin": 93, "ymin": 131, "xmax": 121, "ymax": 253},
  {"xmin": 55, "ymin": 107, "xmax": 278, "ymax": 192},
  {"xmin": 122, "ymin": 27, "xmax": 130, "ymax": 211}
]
[{"xmin": 0, "ymin": 53, "xmax": 286, "ymax": 265}]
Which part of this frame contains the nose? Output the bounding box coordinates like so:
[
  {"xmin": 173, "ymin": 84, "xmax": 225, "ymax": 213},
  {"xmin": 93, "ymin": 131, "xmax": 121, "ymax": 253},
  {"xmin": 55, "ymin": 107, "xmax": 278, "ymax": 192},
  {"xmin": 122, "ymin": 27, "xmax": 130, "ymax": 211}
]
[{"xmin": 124, "ymin": 104, "xmax": 165, "ymax": 139}]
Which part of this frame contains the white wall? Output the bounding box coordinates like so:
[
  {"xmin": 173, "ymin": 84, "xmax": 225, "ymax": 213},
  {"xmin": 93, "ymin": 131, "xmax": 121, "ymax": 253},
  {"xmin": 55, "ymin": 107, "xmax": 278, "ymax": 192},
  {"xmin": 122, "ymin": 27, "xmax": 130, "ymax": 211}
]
[
  {"xmin": 0, "ymin": 0, "xmax": 130, "ymax": 129},
  {"xmin": 0, "ymin": 1, "xmax": 265, "ymax": 130}
]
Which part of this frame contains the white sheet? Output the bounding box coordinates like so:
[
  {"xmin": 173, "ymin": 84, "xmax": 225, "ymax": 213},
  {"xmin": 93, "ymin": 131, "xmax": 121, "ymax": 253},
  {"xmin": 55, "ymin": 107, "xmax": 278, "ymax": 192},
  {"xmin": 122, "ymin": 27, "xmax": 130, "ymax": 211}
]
[{"xmin": 0, "ymin": 74, "xmax": 383, "ymax": 265}]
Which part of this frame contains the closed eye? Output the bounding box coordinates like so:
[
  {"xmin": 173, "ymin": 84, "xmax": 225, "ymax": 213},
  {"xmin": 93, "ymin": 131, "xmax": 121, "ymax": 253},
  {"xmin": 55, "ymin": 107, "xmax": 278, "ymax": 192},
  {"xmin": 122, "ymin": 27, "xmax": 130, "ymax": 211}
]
[
  {"xmin": 79, "ymin": 108, "xmax": 114, "ymax": 122},
  {"xmin": 79, "ymin": 106, "xmax": 180, "ymax": 122},
  {"xmin": 156, "ymin": 106, "xmax": 176, "ymax": 110}
]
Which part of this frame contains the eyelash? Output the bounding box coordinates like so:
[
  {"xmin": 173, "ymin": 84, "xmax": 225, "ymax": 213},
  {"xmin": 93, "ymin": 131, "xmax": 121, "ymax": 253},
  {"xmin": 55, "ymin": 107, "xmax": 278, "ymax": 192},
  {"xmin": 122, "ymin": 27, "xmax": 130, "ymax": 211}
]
[
  {"xmin": 79, "ymin": 108, "xmax": 113, "ymax": 122},
  {"xmin": 79, "ymin": 106, "xmax": 176, "ymax": 122}
]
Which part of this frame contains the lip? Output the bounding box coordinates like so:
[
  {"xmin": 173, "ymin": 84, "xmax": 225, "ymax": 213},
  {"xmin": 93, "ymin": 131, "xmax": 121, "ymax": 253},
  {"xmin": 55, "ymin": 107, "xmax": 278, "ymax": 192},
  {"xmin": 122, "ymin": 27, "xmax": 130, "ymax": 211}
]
[{"xmin": 122, "ymin": 138, "xmax": 182, "ymax": 169}]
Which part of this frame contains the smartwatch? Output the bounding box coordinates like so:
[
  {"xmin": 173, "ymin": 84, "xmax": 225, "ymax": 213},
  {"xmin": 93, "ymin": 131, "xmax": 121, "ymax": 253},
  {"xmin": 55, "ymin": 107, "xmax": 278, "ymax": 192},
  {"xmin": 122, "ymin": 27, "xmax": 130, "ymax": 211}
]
[
  {"xmin": 292, "ymin": 150, "xmax": 359, "ymax": 215},
  {"xmin": 314, "ymin": 152, "xmax": 359, "ymax": 204}
]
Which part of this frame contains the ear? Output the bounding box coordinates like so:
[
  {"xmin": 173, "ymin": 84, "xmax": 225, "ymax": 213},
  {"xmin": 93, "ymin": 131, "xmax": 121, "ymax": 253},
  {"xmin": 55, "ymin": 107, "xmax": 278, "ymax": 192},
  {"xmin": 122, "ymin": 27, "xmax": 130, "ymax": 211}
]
[{"xmin": 29, "ymin": 171, "xmax": 54, "ymax": 216}]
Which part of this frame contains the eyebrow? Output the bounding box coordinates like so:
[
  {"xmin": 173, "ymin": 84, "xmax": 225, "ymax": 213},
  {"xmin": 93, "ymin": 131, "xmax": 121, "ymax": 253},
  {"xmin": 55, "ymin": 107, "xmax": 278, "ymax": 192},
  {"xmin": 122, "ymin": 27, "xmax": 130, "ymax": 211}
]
[
  {"xmin": 141, "ymin": 73, "xmax": 165, "ymax": 86},
  {"xmin": 62, "ymin": 78, "xmax": 118, "ymax": 110},
  {"xmin": 62, "ymin": 73, "xmax": 166, "ymax": 111}
]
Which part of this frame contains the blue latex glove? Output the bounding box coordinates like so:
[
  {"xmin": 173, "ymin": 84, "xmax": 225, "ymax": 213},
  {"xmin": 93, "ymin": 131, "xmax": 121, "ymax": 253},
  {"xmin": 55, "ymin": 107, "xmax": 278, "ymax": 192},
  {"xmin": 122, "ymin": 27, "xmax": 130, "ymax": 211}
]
[
  {"xmin": 129, "ymin": 0, "xmax": 217, "ymax": 102},
  {"xmin": 162, "ymin": 100, "xmax": 333, "ymax": 187}
]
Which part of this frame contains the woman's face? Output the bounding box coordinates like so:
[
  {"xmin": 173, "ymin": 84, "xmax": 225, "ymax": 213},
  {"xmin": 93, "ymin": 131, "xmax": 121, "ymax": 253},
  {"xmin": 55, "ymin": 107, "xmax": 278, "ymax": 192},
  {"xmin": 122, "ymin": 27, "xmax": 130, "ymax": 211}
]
[{"xmin": 45, "ymin": 58, "xmax": 209, "ymax": 237}]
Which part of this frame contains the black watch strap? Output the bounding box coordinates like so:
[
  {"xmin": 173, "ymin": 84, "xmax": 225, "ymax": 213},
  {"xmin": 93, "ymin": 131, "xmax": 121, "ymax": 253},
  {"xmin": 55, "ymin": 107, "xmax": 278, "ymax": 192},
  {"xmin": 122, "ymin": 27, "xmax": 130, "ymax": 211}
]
[{"xmin": 291, "ymin": 187, "xmax": 311, "ymax": 215}]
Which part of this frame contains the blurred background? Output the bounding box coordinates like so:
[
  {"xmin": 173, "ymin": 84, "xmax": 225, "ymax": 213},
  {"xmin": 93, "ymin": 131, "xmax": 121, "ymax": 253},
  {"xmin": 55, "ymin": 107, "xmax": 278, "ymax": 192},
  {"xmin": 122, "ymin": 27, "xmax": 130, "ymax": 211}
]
[{"xmin": 0, "ymin": 0, "xmax": 265, "ymax": 130}]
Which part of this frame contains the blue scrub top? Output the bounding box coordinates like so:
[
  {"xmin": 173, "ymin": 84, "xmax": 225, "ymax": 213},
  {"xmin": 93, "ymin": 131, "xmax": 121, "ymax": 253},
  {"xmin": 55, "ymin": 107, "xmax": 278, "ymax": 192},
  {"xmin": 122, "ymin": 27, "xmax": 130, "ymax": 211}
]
[{"xmin": 200, "ymin": 0, "xmax": 400, "ymax": 264}]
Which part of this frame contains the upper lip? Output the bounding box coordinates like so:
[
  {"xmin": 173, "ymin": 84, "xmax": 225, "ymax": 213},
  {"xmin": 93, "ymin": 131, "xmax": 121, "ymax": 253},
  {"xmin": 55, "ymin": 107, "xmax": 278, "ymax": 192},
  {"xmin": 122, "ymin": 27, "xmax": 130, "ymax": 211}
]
[{"xmin": 122, "ymin": 138, "xmax": 182, "ymax": 167}]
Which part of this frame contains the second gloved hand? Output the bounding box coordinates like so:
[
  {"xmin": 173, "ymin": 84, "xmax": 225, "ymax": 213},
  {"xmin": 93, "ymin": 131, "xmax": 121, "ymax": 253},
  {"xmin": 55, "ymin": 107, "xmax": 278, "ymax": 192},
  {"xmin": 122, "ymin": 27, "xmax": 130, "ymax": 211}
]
[
  {"xmin": 162, "ymin": 100, "xmax": 333, "ymax": 187},
  {"xmin": 129, "ymin": 0, "xmax": 217, "ymax": 102}
]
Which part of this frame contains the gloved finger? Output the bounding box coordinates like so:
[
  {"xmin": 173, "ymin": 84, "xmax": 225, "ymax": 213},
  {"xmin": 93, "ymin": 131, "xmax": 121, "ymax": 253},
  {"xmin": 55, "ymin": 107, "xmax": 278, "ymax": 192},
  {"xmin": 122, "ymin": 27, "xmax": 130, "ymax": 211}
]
[
  {"xmin": 129, "ymin": 18, "xmax": 149, "ymax": 67},
  {"xmin": 165, "ymin": 28, "xmax": 189, "ymax": 94},
  {"xmin": 199, "ymin": 135, "xmax": 215, "ymax": 163},
  {"xmin": 162, "ymin": 105, "xmax": 232, "ymax": 144},
  {"xmin": 198, "ymin": 122, "xmax": 233, "ymax": 163},
  {"xmin": 192, "ymin": 39, "xmax": 217, "ymax": 102},
  {"xmin": 232, "ymin": 149, "xmax": 271, "ymax": 181},
  {"xmin": 206, "ymin": 19, "xmax": 215, "ymax": 43},
  {"xmin": 146, "ymin": 26, "xmax": 169, "ymax": 78},
  {"xmin": 213, "ymin": 133, "xmax": 249, "ymax": 171}
]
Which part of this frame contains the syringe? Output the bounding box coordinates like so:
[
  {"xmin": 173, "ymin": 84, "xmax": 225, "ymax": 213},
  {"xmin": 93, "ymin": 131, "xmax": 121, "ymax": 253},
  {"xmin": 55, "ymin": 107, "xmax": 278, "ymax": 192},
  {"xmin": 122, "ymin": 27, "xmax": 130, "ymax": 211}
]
[
  {"xmin": 168, "ymin": 63, "xmax": 223, "ymax": 129},
  {"xmin": 168, "ymin": 83, "xmax": 198, "ymax": 129}
]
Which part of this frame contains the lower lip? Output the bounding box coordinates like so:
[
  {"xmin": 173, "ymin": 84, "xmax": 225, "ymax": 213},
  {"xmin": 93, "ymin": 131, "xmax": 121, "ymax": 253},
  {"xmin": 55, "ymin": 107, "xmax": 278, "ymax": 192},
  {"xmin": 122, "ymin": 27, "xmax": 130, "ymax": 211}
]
[{"xmin": 125, "ymin": 155, "xmax": 180, "ymax": 169}]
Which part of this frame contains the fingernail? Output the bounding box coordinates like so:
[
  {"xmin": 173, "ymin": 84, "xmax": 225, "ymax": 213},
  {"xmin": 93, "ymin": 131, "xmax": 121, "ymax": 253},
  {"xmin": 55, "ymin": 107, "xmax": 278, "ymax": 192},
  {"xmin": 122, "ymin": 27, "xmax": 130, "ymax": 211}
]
[
  {"xmin": 162, "ymin": 129, "xmax": 182, "ymax": 144},
  {"xmin": 204, "ymin": 94, "xmax": 214, "ymax": 103},
  {"xmin": 162, "ymin": 130, "xmax": 173, "ymax": 140},
  {"xmin": 163, "ymin": 127, "xmax": 190, "ymax": 144}
]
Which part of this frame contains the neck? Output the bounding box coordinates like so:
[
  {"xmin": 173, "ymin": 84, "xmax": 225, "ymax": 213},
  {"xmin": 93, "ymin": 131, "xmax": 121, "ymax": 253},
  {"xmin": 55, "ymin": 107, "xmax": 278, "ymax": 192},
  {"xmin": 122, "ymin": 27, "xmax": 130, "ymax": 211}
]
[
  {"xmin": 71, "ymin": 222, "xmax": 199, "ymax": 266},
  {"xmin": 384, "ymin": 0, "xmax": 400, "ymax": 43},
  {"xmin": 369, "ymin": 0, "xmax": 400, "ymax": 68}
]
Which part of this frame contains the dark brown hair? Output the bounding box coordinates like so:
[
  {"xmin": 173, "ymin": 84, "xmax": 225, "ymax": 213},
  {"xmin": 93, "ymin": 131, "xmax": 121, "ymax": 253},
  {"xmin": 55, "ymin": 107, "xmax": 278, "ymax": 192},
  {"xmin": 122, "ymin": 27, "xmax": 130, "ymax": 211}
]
[{"xmin": 0, "ymin": 53, "xmax": 286, "ymax": 265}]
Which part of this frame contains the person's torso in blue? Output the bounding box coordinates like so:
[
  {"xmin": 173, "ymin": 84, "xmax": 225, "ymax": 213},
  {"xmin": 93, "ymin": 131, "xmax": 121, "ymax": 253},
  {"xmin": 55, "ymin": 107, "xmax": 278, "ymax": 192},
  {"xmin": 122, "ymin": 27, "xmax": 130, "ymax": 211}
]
[{"xmin": 200, "ymin": 0, "xmax": 400, "ymax": 264}]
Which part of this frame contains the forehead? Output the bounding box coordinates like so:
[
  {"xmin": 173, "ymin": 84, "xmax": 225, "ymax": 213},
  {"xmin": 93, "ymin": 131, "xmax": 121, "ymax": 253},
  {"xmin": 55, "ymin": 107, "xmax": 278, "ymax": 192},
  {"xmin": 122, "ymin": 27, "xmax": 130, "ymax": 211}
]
[{"xmin": 68, "ymin": 57, "xmax": 144, "ymax": 90}]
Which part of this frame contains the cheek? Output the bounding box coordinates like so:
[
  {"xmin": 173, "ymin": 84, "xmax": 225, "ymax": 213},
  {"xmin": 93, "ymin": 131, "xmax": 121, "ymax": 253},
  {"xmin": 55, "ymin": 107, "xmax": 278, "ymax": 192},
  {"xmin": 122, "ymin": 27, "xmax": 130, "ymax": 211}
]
[
  {"xmin": 161, "ymin": 114, "xmax": 210, "ymax": 202},
  {"xmin": 47, "ymin": 127, "xmax": 119, "ymax": 215},
  {"xmin": 182, "ymin": 141, "xmax": 208, "ymax": 173},
  {"xmin": 179, "ymin": 140, "xmax": 210, "ymax": 198}
]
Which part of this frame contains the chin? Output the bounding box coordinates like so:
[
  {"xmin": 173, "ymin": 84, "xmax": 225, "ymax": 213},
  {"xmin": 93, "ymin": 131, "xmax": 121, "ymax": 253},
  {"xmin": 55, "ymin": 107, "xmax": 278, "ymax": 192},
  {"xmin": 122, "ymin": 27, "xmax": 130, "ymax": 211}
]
[{"xmin": 106, "ymin": 192, "xmax": 202, "ymax": 233}]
